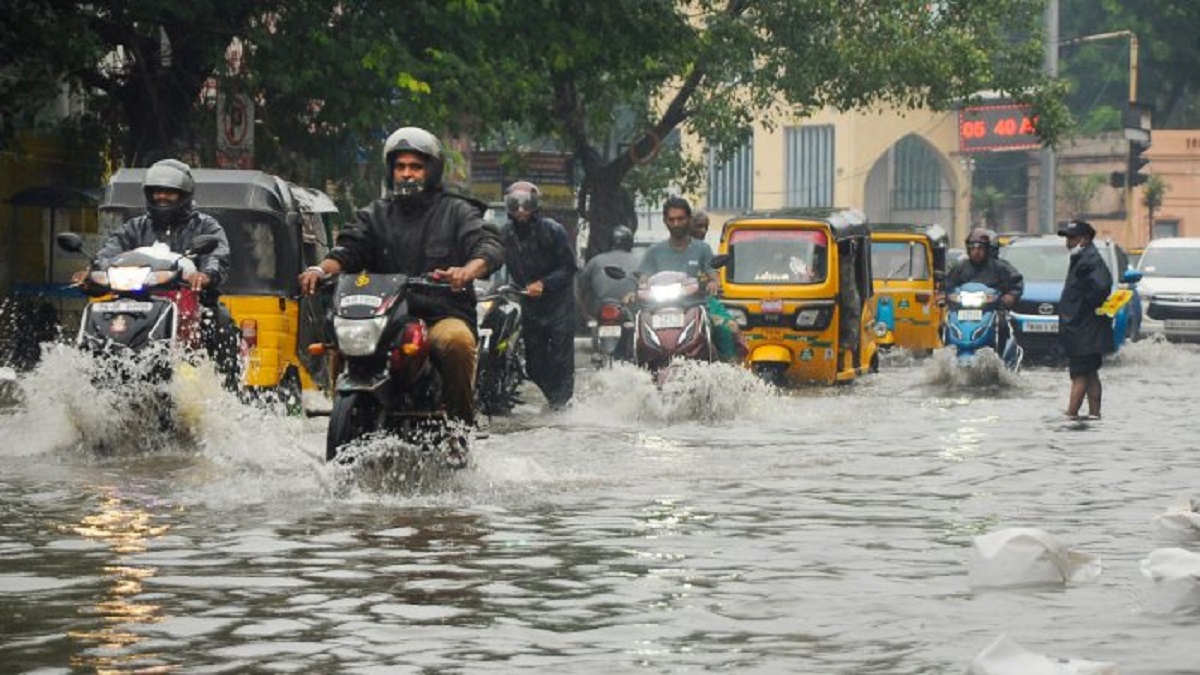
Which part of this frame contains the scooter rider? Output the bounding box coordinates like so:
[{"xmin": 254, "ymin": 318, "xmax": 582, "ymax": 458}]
[
  {"xmin": 500, "ymin": 180, "xmax": 577, "ymax": 409},
  {"xmin": 73, "ymin": 158, "xmax": 237, "ymax": 379},
  {"xmin": 943, "ymin": 227, "xmax": 1024, "ymax": 350},
  {"xmin": 298, "ymin": 126, "xmax": 505, "ymax": 427},
  {"xmin": 638, "ymin": 197, "xmax": 744, "ymax": 361}
]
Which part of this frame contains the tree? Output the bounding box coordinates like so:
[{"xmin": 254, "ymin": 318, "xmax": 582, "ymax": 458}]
[
  {"xmin": 474, "ymin": 0, "xmax": 1067, "ymax": 255},
  {"xmin": 971, "ymin": 186, "xmax": 1009, "ymax": 229},
  {"xmin": 1142, "ymin": 174, "xmax": 1167, "ymax": 241},
  {"xmin": 1058, "ymin": 171, "xmax": 1106, "ymax": 219}
]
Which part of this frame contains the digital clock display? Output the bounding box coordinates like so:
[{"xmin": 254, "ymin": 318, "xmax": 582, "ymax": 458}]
[{"xmin": 958, "ymin": 104, "xmax": 1041, "ymax": 152}]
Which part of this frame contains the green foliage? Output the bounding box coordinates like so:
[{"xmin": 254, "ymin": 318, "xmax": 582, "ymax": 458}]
[
  {"xmin": 1142, "ymin": 174, "xmax": 1167, "ymax": 211},
  {"xmin": 971, "ymin": 186, "xmax": 1009, "ymax": 228},
  {"xmin": 1057, "ymin": 171, "xmax": 1106, "ymax": 218}
]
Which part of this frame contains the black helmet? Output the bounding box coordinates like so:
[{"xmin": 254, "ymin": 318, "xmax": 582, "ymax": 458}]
[
  {"xmin": 505, "ymin": 181, "xmax": 540, "ymax": 219},
  {"xmin": 965, "ymin": 228, "xmax": 991, "ymax": 247},
  {"xmin": 611, "ymin": 226, "xmax": 634, "ymax": 252},
  {"xmin": 382, "ymin": 126, "xmax": 444, "ymax": 198},
  {"xmin": 143, "ymin": 159, "xmax": 195, "ymax": 227}
]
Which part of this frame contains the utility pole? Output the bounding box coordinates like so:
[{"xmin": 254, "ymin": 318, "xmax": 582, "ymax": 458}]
[
  {"xmin": 1060, "ymin": 30, "xmax": 1142, "ymax": 245},
  {"xmin": 1039, "ymin": 0, "xmax": 1058, "ymax": 234}
]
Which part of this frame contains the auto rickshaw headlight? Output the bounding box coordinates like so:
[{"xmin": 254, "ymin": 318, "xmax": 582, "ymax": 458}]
[
  {"xmin": 794, "ymin": 308, "xmax": 824, "ymax": 329},
  {"xmin": 727, "ymin": 308, "xmax": 748, "ymax": 328},
  {"xmin": 874, "ymin": 322, "xmax": 890, "ymax": 337}
]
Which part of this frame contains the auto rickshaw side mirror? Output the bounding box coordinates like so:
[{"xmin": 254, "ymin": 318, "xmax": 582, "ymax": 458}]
[{"xmin": 711, "ymin": 254, "xmax": 730, "ymax": 269}]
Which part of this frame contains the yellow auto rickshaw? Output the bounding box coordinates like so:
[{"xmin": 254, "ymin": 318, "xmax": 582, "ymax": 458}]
[
  {"xmin": 869, "ymin": 223, "xmax": 948, "ymax": 354},
  {"xmin": 718, "ymin": 208, "xmax": 878, "ymax": 385},
  {"xmin": 99, "ymin": 169, "xmax": 337, "ymax": 408}
]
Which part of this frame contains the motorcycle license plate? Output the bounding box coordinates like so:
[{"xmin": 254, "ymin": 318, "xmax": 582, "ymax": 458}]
[
  {"xmin": 597, "ymin": 325, "xmax": 622, "ymax": 338},
  {"xmin": 651, "ymin": 313, "xmax": 685, "ymax": 330},
  {"xmin": 957, "ymin": 309, "xmax": 983, "ymax": 322},
  {"xmin": 92, "ymin": 300, "xmax": 154, "ymax": 314},
  {"xmin": 1024, "ymin": 320, "xmax": 1058, "ymax": 333}
]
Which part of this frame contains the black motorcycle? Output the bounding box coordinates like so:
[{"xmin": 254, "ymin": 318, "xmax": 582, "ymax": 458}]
[
  {"xmin": 587, "ymin": 298, "xmax": 634, "ymax": 368},
  {"xmin": 474, "ymin": 284, "xmax": 526, "ymax": 416},
  {"xmin": 324, "ymin": 271, "xmax": 466, "ymax": 467}
]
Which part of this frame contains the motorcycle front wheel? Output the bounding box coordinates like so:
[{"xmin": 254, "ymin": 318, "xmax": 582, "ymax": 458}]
[{"xmin": 327, "ymin": 392, "xmax": 381, "ymax": 462}]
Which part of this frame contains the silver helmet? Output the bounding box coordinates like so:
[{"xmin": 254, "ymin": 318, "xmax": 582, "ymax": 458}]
[
  {"xmin": 143, "ymin": 159, "xmax": 195, "ymax": 226},
  {"xmin": 382, "ymin": 126, "xmax": 444, "ymax": 198}
]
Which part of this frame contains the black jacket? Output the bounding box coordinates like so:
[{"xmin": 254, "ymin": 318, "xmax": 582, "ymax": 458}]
[
  {"xmin": 328, "ymin": 190, "xmax": 505, "ymax": 326},
  {"xmin": 1058, "ymin": 242, "xmax": 1114, "ymax": 357},
  {"xmin": 96, "ymin": 209, "xmax": 230, "ymax": 287},
  {"xmin": 501, "ymin": 216, "xmax": 578, "ymax": 321},
  {"xmin": 945, "ymin": 256, "xmax": 1024, "ymax": 299}
]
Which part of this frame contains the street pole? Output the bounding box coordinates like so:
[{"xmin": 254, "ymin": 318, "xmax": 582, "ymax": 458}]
[
  {"xmin": 1126, "ymin": 33, "xmax": 1139, "ymax": 246},
  {"xmin": 1039, "ymin": 0, "xmax": 1058, "ymax": 234}
]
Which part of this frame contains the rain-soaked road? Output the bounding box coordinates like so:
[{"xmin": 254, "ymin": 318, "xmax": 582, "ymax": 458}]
[{"xmin": 1, "ymin": 339, "xmax": 1198, "ymax": 673}]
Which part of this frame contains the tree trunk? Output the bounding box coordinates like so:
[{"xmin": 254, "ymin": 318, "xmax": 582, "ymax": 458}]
[{"xmin": 581, "ymin": 163, "xmax": 637, "ymax": 261}]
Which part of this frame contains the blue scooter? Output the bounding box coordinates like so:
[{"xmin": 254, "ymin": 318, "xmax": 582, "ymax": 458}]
[{"xmin": 943, "ymin": 282, "xmax": 1023, "ymax": 370}]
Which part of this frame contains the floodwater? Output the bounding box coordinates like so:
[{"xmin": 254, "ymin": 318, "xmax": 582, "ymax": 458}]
[{"xmin": 1, "ymin": 339, "xmax": 1198, "ymax": 673}]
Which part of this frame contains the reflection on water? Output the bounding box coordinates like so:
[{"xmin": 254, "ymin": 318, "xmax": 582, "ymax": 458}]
[{"xmin": 0, "ymin": 340, "xmax": 1198, "ymax": 671}]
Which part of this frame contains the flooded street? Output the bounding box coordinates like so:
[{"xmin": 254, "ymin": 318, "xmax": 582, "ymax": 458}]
[{"xmin": 2, "ymin": 340, "xmax": 1198, "ymax": 673}]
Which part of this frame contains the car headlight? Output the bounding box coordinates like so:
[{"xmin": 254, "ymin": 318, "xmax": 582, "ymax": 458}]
[{"xmin": 334, "ymin": 316, "xmax": 387, "ymax": 356}]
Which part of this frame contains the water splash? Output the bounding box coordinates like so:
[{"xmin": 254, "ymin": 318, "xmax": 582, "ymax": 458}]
[{"xmin": 922, "ymin": 347, "xmax": 1020, "ymax": 391}]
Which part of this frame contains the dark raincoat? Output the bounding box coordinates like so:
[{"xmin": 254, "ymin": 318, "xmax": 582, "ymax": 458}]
[
  {"xmin": 1058, "ymin": 242, "xmax": 1114, "ymax": 357},
  {"xmin": 502, "ymin": 216, "xmax": 578, "ymax": 407}
]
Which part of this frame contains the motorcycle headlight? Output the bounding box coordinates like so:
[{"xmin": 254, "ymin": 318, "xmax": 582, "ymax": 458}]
[
  {"xmin": 106, "ymin": 266, "xmax": 152, "ymax": 291},
  {"xmin": 960, "ymin": 291, "xmax": 987, "ymax": 308},
  {"xmin": 727, "ymin": 308, "xmax": 748, "ymax": 328},
  {"xmin": 650, "ymin": 283, "xmax": 684, "ymax": 302},
  {"xmin": 334, "ymin": 316, "xmax": 387, "ymax": 356},
  {"xmin": 476, "ymin": 299, "xmax": 495, "ymax": 326}
]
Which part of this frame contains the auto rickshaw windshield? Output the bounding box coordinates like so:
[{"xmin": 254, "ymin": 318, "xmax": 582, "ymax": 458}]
[
  {"xmin": 727, "ymin": 229, "xmax": 827, "ymax": 284},
  {"xmin": 872, "ymin": 241, "xmax": 930, "ymax": 281}
]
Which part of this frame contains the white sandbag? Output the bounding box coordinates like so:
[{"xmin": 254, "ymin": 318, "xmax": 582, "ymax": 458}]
[
  {"xmin": 1152, "ymin": 498, "xmax": 1200, "ymax": 540},
  {"xmin": 1139, "ymin": 547, "xmax": 1200, "ymax": 614},
  {"xmin": 969, "ymin": 634, "xmax": 1119, "ymax": 675},
  {"xmin": 969, "ymin": 527, "xmax": 1101, "ymax": 590}
]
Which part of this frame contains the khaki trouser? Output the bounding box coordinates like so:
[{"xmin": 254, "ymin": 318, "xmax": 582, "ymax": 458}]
[{"xmin": 427, "ymin": 317, "xmax": 478, "ymax": 424}]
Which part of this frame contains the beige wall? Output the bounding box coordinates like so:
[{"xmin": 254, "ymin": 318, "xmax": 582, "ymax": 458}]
[{"xmin": 686, "ymin": 107, "xmax": 972, "ymax": 244}]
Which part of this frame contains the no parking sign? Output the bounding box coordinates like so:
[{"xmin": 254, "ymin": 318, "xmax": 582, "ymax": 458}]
[{"xmin": 216, "ymin": 91, "xmax": 254, "ymax": 168}]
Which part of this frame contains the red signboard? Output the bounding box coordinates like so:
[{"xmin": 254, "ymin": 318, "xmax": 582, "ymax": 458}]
[{"xmin": 958, "ymin": 104, "xmax": 1041, "ymax": 152}]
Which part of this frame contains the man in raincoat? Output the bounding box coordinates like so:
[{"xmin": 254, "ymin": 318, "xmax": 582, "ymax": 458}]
[{"xmin": 1056, "ymin": 220, "xmax": 1113, "ymax": 419}]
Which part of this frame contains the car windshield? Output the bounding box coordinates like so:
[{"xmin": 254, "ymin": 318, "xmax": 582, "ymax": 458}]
[
  {"xmin": 871, "ymin": 241, "xmax": 929, "ymax": 280},
  {"xmin": 1001, "ymin": 242, "xmax": 1121, "ymax": 283},
  {"xmin": 727, "ymin": 229, "xmax": 828, "ymax": 284},
  {"xmin": 1138, "ymin": 247, "xmax": 1200, "ymax": 278}
]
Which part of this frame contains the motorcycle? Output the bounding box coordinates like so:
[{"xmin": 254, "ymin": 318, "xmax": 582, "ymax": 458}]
[
  {"xmin": 605, "ymin": 256, "xmax": 728, "ymax": 380},
  {"xmin": 322, "ymin": 271, "xmax": 467, "ymax": 467},
  {"xmin": 474, "ymin": 284, "xmax": 526, "ymax": 416},
  {"xmin": 587, "ymin": 299, "xmax": 634, "ymax": 368},
  {"xmin": 55, "ymin": 232, "xmax": 222, "ymax": 383},
  {"xmin": 943, "ymin": 282, "xmax": 1023, "ymax": 370}
]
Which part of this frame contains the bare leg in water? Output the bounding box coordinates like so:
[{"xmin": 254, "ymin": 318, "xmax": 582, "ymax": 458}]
[
  {"xmin": 1066, "ymin": 375, "xmax": 1087, "ymax": 417},
  {"xmin": 1085, "ymin": 372, "xmax": 1102, "ymax": 418}
]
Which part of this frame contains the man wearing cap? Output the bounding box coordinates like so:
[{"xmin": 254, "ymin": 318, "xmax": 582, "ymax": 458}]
[{"xmin": 1056, "ymin": 220, "xmax": 1113, "ymax": 419}]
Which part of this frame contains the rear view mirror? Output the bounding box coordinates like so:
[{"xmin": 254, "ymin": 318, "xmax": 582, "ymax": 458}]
[
  {"xmin": 603, "ymin": 265, "xmax": 628, "ymax": 280},
  {"xmin": 56, "ymin": 232, "xmax": 85, "ymax": 253},
  {"xmin": 1121, "ymin": 269, "xmax": 1142, "ymax": 284},
  {"xmin": 188, "ymin": 234, "xmax": 222, "ymax": 256}
]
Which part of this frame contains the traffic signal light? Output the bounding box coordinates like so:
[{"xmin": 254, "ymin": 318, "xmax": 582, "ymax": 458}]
[{"xmin": 1128, "ymin": 139, "xmax": 1150, "ymax": 187}]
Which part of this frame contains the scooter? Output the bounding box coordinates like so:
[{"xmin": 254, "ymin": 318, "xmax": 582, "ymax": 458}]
[
  {"xmin": 321, "ymin": 271, "xmax": 466, "ymax": 467},
  {"xmin": 55, "ymin": 232, "xmax": 222, "ymax": 383},
  {"xmin": 587, "ymin": 299, "xmax": 634, "ymax": 368},
  {"xmin": 475, "ymin": 284, "xmax": 526, "ymax": 416},
  {"xmin": 604, "ymin": 256, "xmax": 728, "ymax": 380},
  {"xmin": 943, "ymin": 282, "xmax": 1023, "ymax": 370}
]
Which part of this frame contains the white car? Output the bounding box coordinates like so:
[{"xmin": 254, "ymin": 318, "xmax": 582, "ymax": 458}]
[{"xmin": 1136, "ymin": 237, "xmax": 1200, "ymax": 342}]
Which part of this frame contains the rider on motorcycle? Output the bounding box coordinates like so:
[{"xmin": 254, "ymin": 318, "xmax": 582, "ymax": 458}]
[
  {"xmin": 73, "ymin": 159, "xmax": 237, "ymax": 377},
  {"xmin": 298, "ymin": 126, "xmax": 505, "ymax": 428},
  {"xmin": 578, "ymin": 225, "xmax": 638, "ymax": 319},
  {"xmin": 943, "ymin": 227, "xmax": 1024, "ymax": 352},
  {"xmin": 637, "ymin": 197, "xmax": 743, "ymax": 361}
]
